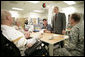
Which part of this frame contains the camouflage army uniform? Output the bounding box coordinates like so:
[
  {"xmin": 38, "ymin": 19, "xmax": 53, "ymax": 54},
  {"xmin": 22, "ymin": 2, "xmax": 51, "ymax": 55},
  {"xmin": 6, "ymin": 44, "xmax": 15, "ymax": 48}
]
[{"xmin": 54, "ymin": 21, "xmax": 84, "ymax": 56}]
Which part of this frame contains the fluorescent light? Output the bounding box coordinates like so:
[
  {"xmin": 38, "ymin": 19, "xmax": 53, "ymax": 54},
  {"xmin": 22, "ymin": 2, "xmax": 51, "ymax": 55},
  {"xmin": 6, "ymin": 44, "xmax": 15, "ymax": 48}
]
[
  {"xmin": 30, "ymin": 12, "xmax": 40, "ymax": 18},
  {"xmin": 63, "ymin": 1, "xmax": 76, "ymax": 5},
  {"xmin": 62, "ymin": 7, "xmax": 76, "ymax": 14},
  {"xmin": 27, "ymin": 1, "xmax": 40, "ymax": 4},
  {"xmin": 33, "ymin": 10, "xmax": 43, "ymax": 13},
  {"xmin": 9, "ymin": 11, "xmax": 19, "ymax": 18},
  {"xmin": 12, "ymin": 7, "xmax": 23, "ymax": 10}
]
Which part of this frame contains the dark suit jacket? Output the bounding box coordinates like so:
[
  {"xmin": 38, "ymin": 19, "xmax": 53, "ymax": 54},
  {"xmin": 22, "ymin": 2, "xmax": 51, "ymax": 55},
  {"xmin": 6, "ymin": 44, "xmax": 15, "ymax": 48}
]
[
  {"xmin": 52, "ymin": 12, "xmax": 66, "ymax": 34},
  {"xmin": 1, "ymin": 33, "xmax": 21, "ymax": 56}
]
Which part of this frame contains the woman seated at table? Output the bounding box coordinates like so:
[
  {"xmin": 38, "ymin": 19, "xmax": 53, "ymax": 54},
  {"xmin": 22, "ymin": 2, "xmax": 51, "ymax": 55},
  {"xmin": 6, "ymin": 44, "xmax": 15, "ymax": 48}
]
[
  {"xmin": 13, "ymin": 20, "xmax": 32, "ymax": 39},
  {"xmin": 13, "ymin": 21, "xmax": 25, "ymax": 33},
  {"xmin": 54, "ymin": 13, "xmax": 84, "ymax": 56},
  {"xmin": 41, "ymin": 19, "xmax": 52, "ymax": 33}
]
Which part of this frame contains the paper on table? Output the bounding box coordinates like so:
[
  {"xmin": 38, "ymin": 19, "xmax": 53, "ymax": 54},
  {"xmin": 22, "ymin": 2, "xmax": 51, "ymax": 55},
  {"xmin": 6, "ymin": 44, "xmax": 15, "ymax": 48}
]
[
  {"xmin": 53, "ymin": 34, "xmax": 59, "ymax": 37},
  {"xmin": 48, "ymin": 36, "xmax": 54, "ymax": 40},
  {"xmin": 39, "ymin": 29, "xmax": 46, "ymax": 33},
  {"xmin": 53, "ymin": 34, "xmax": 69, "ymax": 39},
  {"xmin": 64, "ymin": 35, "xmax": 69, "ymax": 39}
]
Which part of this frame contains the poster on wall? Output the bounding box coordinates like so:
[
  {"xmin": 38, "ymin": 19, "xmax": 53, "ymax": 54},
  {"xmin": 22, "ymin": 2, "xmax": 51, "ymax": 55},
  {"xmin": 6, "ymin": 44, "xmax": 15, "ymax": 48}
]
[{"xmin": 32, "ymin": 18, "xmax": 38, "ymax": 25}]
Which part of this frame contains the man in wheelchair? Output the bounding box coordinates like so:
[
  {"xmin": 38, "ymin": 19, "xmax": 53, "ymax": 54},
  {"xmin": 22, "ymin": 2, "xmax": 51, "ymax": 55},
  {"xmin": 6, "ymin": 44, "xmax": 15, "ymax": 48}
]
[{"xmin": 1, "ymin": 10, "xmax": 48, "ymax": 56}]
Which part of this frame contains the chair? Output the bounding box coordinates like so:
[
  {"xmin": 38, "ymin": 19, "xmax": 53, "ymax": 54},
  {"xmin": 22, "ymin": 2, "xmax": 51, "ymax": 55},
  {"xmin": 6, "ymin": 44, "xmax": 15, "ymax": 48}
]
[{"xmin": 1, "ymin": 33, "xmax": 21, "ymax": 56}]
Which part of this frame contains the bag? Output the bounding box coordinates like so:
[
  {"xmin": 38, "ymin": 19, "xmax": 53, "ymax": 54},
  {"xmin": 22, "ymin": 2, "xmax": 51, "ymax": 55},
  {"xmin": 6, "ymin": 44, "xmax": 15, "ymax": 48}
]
[
  {"xmin": 29, "ymin": 46, "xmax": 49, "ymax": 56},
  {"xmin": 25, "ymin": 41, "xmax": 49, "ymax": 56}
]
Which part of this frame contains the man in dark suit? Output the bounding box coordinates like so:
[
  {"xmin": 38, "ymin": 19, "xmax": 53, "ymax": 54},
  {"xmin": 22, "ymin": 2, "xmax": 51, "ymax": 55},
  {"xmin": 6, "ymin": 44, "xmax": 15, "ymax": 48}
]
[{"xmin": 51, "ymin": 6, "xmax": 66, "ymax": 47}]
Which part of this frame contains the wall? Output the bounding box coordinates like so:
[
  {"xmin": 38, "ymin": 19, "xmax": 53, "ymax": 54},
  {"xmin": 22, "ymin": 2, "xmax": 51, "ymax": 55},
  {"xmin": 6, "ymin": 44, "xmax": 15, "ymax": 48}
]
[
  {"xmin": 19, "ymin": 12, "xmax": 48, "ymax": 23},
  {"xmin": 47, "ymin": 4, "xmax": 84, "ymax": 28},
  {"xmin": 13, "ymin": 3, "xmax": 84, "ymax": 28}
]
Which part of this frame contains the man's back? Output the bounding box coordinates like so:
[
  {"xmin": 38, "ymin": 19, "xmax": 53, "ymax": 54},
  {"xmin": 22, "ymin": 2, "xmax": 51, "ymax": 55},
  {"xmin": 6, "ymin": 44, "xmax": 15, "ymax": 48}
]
[{"xmin": 67, "ymin": 21, "xmax": 84, "ymax": 55}]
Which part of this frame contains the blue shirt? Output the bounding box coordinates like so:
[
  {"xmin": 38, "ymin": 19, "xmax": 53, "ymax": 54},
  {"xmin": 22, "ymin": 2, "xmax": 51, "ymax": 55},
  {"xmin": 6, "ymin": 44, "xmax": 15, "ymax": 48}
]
[{"xmin": 41, "ymin": 24, "xmax": 52, "ymax": 31}]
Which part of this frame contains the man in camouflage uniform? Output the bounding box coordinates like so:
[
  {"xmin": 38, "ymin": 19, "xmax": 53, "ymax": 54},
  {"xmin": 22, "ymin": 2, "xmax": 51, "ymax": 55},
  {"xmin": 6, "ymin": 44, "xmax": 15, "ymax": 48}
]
[{"xmin": 54, "ymin": 13, "xmax": 84, "ymax": 56}]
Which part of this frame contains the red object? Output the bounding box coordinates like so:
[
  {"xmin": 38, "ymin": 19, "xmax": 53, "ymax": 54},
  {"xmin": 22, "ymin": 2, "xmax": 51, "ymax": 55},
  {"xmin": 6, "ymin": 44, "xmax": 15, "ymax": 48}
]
[
  {"xmin": 24, "ymin": 28, "xmax": 28, "ymax": 31},
  {"xmin": 42, "ymin": 3, "xmax": 46, "ymax": 8}
]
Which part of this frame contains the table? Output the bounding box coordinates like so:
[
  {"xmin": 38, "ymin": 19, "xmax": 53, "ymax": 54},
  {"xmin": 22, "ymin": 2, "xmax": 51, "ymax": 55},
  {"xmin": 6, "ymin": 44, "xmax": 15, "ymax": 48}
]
[{"xmin": 30, "ymin": 32, "xmax": 69, "ymax": 56}]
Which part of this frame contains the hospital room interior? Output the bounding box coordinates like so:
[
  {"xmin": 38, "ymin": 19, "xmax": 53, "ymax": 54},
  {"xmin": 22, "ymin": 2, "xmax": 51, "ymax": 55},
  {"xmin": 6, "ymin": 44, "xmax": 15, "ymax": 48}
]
[{"xmin": 1, "ymin": 1, "xmax": 84, "ymax": 56}]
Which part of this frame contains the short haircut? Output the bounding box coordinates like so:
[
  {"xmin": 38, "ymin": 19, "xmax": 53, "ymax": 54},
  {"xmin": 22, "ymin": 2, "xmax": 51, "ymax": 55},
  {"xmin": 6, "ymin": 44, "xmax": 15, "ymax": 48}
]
[
  {"xmin": 15, "ymin": 21, "xmax": 20, "ymax": 24},
  {"xmin": 71, "ymin": 13, "xmax": 81, "ymax": 22},
  {"xmin": 43, "ymin": 19, "xmax": 47, "ymax": 21},
  {"xmin": 54, "ymin": 6, "xmax": 59, "ymax": 10},
  {"xmin": 1, "ymin": 10, "xmax": 11, "ymax": 23}
]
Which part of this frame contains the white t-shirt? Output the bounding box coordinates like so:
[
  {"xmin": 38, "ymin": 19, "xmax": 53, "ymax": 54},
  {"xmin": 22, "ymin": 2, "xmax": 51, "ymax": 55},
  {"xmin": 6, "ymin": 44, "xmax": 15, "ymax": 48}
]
[
  {"xmin": 13, "ymin": 25, "xmax": 25, "ymax": 34},
  {"xmin": 1, "ymin": 25, "xmax": 37, "ymax": 48}
]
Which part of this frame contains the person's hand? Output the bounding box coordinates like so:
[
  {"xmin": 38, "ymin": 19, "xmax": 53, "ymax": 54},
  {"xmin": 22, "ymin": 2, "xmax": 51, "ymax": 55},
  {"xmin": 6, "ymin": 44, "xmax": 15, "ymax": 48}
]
[
  {"xmin": 25, "ymin": 32, "xmax": 30, "ymax": 39},
  {"xmin": 27, "ymin": 43, "xmax": 33, "ymax": 48},
  {"xmin": 67, "ymin": 28, "xmax": 71, "ymax": 31},
  {"xmin": 62, "ymin": 30, "xmax": 66, "ymax": 34},
  {"xmin": 44, "ymin": 29, "xmax": 51, "ymax": 33},
  {"xmin": 47, "ymin": 31, "xmax": 51, "ymax": 33}
]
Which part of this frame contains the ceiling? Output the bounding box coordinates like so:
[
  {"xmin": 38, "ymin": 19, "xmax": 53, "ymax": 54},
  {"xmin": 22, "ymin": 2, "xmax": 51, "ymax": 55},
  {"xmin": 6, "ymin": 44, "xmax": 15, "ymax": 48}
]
[{"xmin": 1, "ymin": 1, "xmax": 84, "ymax": 15}]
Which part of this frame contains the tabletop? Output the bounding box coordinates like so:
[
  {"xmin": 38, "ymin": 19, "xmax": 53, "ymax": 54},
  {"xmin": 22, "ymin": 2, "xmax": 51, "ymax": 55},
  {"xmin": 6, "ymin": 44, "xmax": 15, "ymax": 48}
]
[{"xmin": 30, "ymin": 32, "xmax": 69, "ymax": 44}]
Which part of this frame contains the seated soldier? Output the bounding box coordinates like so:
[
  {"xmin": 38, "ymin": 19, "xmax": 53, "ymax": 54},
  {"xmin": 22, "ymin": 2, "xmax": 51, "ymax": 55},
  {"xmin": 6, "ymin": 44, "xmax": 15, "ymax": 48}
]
[{"xmin": 54, "ymin": 13, "xmax": 84, "ymax": 56}]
